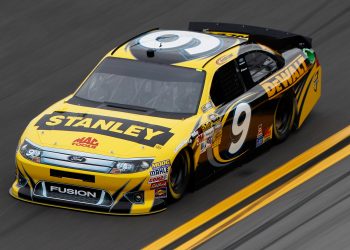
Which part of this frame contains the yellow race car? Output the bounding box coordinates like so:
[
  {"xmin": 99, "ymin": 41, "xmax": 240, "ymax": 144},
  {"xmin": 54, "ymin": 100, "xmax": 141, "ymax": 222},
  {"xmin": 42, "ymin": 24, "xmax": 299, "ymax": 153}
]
[{"xmin": 10, "ymin": 22, "xmax": 321, "ymax": 215}]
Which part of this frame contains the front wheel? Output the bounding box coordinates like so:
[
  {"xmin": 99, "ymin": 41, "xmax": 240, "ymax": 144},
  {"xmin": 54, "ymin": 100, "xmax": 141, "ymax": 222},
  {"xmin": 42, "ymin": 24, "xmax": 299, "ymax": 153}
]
[
  {"xmin": 273, "ymin": 94, "xmax": 296, "ymax": 142},
  {"xmin": 167, "ymin": 149, "xmax": 191, "ymax": 202}
]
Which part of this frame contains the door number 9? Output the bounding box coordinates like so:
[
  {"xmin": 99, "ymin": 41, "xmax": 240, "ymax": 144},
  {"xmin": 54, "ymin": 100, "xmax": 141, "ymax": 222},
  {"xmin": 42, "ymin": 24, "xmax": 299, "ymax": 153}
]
[{"xmin": 228, "ymin": 103, "xmax": 251, "ymax": 154}]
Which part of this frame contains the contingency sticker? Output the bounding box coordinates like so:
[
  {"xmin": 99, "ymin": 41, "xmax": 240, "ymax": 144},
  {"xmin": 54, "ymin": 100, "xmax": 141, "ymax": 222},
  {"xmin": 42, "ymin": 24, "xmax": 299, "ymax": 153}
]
[
  {"xmin": 155, "ymin": 187, "xmax": 167, "ymax": 199},
  {"xmin": 256, "ymin": 124, "xmax": 272, "ymax": 147},
  {"xmin": 197, "ymin": 113, "xmax": 223, "ymax": 154},
  {"xmin": 72, "ymin": 137, "xmax": 99, "ymax": 149},
  {"xmin": 148, "ymin": 160, "xmax": 171, "ymax": 186}
]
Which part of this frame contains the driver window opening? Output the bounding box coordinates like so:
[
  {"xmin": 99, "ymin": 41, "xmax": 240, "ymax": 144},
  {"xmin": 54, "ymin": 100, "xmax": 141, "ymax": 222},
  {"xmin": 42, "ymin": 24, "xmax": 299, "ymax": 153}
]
[
  {"xmin": 244, "ymin": 52, "xmax": 278, "ymax": 84},
  {"xmin": 210, "ymin": 61, "xmax": 245, "ymax": 106}
]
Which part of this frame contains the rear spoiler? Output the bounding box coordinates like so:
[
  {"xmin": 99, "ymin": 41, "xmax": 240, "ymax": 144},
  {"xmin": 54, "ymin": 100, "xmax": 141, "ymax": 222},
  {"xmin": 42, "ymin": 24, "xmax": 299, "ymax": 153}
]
[{"xmin": 188, "ymin": 22, "xmax": 312, "ymax": 51}]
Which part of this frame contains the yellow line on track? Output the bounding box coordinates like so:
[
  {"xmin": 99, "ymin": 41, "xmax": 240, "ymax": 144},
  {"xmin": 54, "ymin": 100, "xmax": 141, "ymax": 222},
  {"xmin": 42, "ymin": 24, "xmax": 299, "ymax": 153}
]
[
  {"xmin": 143, "ymin": 125, "xmax": 350, "ymax": 250},
  {"xmin": 177, "ymin": 144, "xmax": 350, "ymax": 249}
]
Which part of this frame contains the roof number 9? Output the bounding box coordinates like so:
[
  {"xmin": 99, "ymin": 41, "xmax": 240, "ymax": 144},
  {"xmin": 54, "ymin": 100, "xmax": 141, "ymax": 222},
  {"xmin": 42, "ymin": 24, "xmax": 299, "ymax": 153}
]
[
  {"xmin": 228, "ymin": 103, "xmax": 251, "ymax": 155},
  {"xmin": 139, "ymin": 30, "xmax": 221, "ymax": 55}
]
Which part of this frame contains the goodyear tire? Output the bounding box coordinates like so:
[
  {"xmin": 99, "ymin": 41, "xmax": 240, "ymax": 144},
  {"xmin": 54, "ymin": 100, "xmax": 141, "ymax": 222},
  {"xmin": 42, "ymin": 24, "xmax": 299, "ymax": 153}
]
[
  {"xmin": 273, "ymin": 93, "xmax": 296, "ymax": 142},
  {"xmin": 168, "ymin": 149, "xmax": 191, "ymax": 202}
]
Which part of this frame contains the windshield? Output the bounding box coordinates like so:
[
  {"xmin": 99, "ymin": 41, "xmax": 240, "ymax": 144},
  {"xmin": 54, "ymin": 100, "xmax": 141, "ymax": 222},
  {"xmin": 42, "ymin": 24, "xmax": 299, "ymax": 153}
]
[{"xmin": 75, "ymin": 58, "xmax": 205, "ymax": 115}]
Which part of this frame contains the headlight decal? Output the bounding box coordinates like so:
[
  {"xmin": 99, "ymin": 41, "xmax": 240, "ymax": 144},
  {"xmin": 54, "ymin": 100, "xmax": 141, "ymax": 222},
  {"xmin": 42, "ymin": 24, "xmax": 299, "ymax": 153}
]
[
  {"xmin": 110, "ymin": 159, "xmax": 154, "ymax": 174},
  {"xmin": 19, "ymin": 140, "xmax": 42, "ymax": 163}
]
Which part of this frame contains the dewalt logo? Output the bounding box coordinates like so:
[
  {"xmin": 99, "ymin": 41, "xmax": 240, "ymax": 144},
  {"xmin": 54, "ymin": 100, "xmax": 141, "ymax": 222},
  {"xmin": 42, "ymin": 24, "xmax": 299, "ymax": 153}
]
[
  {"xmin": 35, "ymin": 112, "xmax": 174, "ymax": 147},
  {"xmin": 260, "ymin": 55, "xmax": 309, "ymax": 99}
]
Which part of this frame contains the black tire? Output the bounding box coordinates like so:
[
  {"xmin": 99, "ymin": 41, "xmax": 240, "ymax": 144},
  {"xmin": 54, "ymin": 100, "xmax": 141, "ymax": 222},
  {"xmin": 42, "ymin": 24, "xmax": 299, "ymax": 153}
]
[
  {"xmin": 273, "ymin": 94, "xmax": 296, "ymax": 142},
  {"xmin": 167, "ymin": 149, "xmax": 191, "ymax": 202}
]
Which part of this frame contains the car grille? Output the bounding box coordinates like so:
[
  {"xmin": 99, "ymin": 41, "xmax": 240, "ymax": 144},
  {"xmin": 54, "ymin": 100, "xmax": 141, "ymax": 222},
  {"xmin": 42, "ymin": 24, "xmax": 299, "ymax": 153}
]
[
  {"xmin": 26, "ymin": 139, "xmax": 152, "ymax": 174},
  {"xmin": 41, "ymin": 149, "xmax": 115, "ymax": 173},
  {"xmin": 26, "ymin": 140, "xmax": 117, "ymax": 173}
]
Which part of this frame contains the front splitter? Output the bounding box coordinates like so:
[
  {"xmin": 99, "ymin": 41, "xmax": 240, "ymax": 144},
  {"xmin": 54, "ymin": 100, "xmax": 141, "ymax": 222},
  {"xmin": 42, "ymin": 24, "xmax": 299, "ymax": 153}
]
[{"xmin": 9, "ymin": 188, "xmax": 166, "ymax": 216}]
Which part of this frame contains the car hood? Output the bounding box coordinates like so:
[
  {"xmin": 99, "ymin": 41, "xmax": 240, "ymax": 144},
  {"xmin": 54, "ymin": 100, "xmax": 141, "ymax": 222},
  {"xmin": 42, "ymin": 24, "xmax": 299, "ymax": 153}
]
[{"xmin": 24, "ymin": 98, "xmax": 198, "ymax": 158}]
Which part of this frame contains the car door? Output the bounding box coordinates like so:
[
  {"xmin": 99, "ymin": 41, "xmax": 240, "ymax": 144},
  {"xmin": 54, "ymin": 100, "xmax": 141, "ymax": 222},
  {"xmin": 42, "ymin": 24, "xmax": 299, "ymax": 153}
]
[
  {"xmin": 208, "ymin": 50, "xmax": 281, "ymax": 167},
  {"xmin": 205, "ymin": 59, "xmax": 249, "ymax": 167},
  {"xmin": 235, "ymin": 50, "xmax": 281, "ymax": 148}
]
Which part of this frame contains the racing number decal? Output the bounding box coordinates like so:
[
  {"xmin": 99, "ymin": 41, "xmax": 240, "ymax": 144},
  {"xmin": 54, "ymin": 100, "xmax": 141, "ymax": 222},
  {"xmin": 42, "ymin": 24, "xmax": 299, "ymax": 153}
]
[
  {"xmin": 228, "ymin": 103, "xmax": 251, "ymax": 155},
  {"xmin": 209, "ymin": 102, "xmax": 252, "ymax": 166},
  {"xmin": 129, "ymin": 30, "xmax": 238, "ymax": 64},
  {"xmin": 138, "ymin": 30, "xmax": 221, "ymax": 56}
]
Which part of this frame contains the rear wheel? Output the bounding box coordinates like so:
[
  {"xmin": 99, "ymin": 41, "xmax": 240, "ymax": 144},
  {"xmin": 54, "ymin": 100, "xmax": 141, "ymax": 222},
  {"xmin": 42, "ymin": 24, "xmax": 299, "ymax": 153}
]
[
  {"xmin": 168, "ymin": 149, "xmax": 191, "ymax": 201},
  {"xmin": 273, "ymin": 94, "xmax": 296, "ymax": 142}
]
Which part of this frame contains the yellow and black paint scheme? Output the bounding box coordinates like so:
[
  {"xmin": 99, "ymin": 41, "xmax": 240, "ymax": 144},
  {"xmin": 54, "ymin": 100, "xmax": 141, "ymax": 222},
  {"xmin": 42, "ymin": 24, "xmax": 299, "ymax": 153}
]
[{"xmin": 10, "ymin": 22, "xmax": 321, "ymax": 215}]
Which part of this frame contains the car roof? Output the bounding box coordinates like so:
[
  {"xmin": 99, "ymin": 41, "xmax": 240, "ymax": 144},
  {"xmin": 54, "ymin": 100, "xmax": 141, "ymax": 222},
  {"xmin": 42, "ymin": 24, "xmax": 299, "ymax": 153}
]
[{"xmin": 111, "ymin": 29, "xmax": 248, "ymax": 69}]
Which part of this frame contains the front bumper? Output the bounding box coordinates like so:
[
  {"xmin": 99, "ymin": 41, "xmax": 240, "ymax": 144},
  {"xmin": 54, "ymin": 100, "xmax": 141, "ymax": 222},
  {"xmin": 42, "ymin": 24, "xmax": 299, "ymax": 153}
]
[{"xmin": 10, "ymin": 153, "xmax": 167, "ymax": 215}]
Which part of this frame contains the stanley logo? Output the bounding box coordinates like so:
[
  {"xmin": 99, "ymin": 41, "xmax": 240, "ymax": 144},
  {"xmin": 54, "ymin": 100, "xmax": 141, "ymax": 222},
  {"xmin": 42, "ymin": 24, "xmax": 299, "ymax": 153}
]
[
  {"xmin": 261, "ymin": 55, "xmax": 309, "ymax": 99},
  {"xmin": 35, "ymin": 112, "xmax": 173, "ymax": 147},
  {"xmin": 72, "ymin": 137, "xmax": 99, "ymax": 149}
]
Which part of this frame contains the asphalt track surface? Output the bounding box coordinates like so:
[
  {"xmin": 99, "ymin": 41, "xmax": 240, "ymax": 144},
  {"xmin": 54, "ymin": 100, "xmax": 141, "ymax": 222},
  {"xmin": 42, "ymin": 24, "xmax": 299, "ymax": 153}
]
[{"xmin": 0, "ymin": 1, "xmax": 349, "ymax": 249}]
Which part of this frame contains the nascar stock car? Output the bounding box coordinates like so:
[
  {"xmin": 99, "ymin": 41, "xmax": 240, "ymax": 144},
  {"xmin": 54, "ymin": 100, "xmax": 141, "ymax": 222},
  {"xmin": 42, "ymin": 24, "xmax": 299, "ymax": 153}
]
[{"xmin": 10, "ymin": 22, "xmax": 321, "ymax": 215}]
